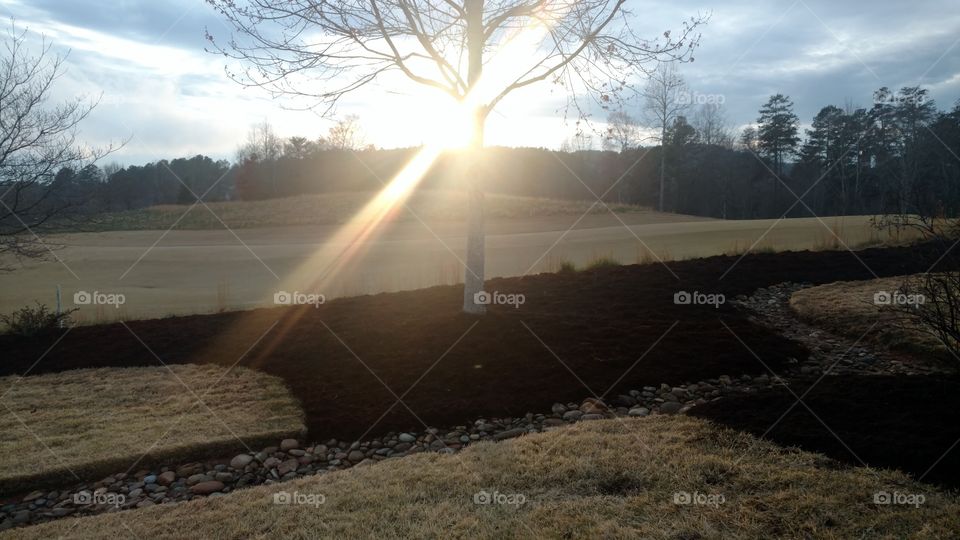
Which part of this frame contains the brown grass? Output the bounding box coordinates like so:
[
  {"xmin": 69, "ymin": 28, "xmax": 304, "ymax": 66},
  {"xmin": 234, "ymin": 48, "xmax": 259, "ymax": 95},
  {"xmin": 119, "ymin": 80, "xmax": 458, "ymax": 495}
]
[
  {"xmin": 9, "ymin": 416, "xmax": 959, "ymax": 539},
  {"xmin": 0, "ymin": 365, "xmax": 304, "ymax": 495},
  {"xmin": 789, "ymin": 276, "xmax": 947, "ymax": 358},
  {"xmin": 89, "ymin": 190, "xmax": 649, "ymax": 231}
]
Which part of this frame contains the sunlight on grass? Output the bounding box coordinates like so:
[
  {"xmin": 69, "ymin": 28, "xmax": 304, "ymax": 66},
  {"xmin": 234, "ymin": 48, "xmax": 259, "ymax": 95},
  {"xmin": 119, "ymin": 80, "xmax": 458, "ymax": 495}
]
[
  {"xmin": 89, "ymin": 191, "xmax": 649, "ymax": 231},
  {"xmin": 0, "ymin": 365, "xmax": 303, "ymax": 495}
]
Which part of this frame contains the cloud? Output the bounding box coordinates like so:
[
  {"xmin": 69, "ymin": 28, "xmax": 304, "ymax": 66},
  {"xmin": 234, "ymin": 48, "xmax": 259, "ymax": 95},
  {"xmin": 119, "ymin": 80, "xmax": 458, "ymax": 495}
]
[{"xmin": 1, "ymin": 0, "xmax": 958, "ymax": 163}]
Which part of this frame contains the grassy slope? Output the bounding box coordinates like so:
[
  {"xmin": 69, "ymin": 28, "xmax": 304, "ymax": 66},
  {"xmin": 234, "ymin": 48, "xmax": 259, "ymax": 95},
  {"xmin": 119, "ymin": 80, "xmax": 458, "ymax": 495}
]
[
  {"xmin": 87, "ymin": 191, "xmax": 649, "ymax": 231},
  {"xmin": 9, "ymin": 417, "xmax": 958, "ymax": 539},
  {"xmin": 0, "ymin": 365, "xmax": 304, "ymax": 495}
]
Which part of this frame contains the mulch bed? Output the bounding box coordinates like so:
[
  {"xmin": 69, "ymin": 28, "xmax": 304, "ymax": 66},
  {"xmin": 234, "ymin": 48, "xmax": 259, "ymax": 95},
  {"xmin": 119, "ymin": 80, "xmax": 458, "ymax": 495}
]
[
  {"xmin": 690, "ymin": 374, "xmax": 960, "ymax": 489},
  {"xmin": 0, "ymin": 246, "xmax": 936, "ymax": 446}
]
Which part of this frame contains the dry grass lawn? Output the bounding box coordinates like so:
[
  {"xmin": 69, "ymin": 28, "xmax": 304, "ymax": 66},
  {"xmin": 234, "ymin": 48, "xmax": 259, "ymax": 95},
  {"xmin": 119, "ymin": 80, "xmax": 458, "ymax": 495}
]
[
  {"xmin": 9, "ymin": 416, "xmax": 959, "ymax": 539},
  {"xmin": 790, "ymin": 276, "xmax": 947, "ymax": 359},
  {"xmin": 90, "ymin": 190, "xmax": 648, "ymax": 231},
  {"xmin": 0, "ymin": 365, "xmax": 304, "ymax": 495}
]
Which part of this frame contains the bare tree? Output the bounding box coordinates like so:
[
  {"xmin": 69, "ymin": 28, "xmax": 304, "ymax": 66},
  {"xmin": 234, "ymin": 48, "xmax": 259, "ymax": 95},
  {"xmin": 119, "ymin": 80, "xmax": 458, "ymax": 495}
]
[
  {"xmin": 602, "ymin": 109, "xmax": 641, "ymax": 153},
  {"xmin": 237, "ymin": 121, "xmax": 282, "ymax": 196},
  {"xmin": 325, "ymin": 115, "xmax": 366, "ymax": 151},
  {"xmin": 237, "ymin": 120, "xmax": 282, "ymax": 163},
  {"xmin": 641, "ymin": 63, "xmax": 689, "ymax": 212},
  {"xmin": 561, "ymin": 130, "xmax": 594, "ymax": 153},
  {"xmin": 692, "ymin": 102, "xmax": 732, "ymax": 147},
  {"xmin": 208, "ymin": 0, "xmax": 705, "ymax": 313},
  {"xmin": 0, "ymin": 23, "xmax": 112, "ymax": 265}
]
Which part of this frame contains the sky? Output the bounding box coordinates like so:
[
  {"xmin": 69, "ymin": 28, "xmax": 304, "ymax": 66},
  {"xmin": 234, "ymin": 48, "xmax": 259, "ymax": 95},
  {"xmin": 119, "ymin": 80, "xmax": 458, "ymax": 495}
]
[{"xmin": 2, "ymin": 0, "xmax": 959, "ymax": 166}]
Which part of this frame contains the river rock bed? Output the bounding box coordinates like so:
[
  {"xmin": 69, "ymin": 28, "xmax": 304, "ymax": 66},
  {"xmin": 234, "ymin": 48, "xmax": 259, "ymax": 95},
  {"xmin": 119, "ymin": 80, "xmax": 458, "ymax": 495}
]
[
  {"xmin": 0, "ymin": 372, "xmax": 781, "ymax": 530},
  {"xmin": 734, "ymin": 282, "xmax": 943, "ymax": 377}
]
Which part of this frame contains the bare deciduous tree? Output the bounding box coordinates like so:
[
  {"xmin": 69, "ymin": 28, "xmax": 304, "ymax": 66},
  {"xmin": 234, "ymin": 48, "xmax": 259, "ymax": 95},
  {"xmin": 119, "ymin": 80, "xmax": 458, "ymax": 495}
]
[
  {"xmin": 561, "ymin": 130, "xmax": 594, "ymax": 153},
  {"xmin": 0, "ymin": 23, "xmax": 112, "ymax": 266},
  {"xmin": 602, "ymin": 109, "xmax": 641, "ymax": 153},
  {"xmin": 692, "ymin": 102, "xmax": 732, "ymax": 147},
  {"xmin": 237, "ymin": 120, "xmax": 283, "ymax": 196},
  {"xmin": 207, "ymin": 0, "xmax": 705, "ymax": 313},
  {"xmin": 641, "ymin": 63, "xmax": 689, "ymax": 212},
  {"xmin": 325, "ymin": 115, "xmax": 366, "ymax": 151},
  {"xmin": 237, "ymin": 120, "xmax": 282, "ymax": 163}
]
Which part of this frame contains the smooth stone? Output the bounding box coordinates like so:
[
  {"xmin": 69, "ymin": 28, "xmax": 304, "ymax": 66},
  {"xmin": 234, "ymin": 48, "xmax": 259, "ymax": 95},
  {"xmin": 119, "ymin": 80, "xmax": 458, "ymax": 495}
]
[
  {"xmin": 492, "ymin": 428, "xmax": 526, "ymax": 441},
  {"xmin": 176, "ymin": 463, "xmax": 204, "ymax": 477},
  {"xmin": 186, "ymin": 474, "xmax": 212, "ymax": 486},
  {"xmin": 628, "ymin": 407, "xmax": 650, "ymax": 417},
  {"xmin": 277, "ymin": 459, "xmax": 299, "ymax": 476},
  {"xmin": 157, "ymin": 471, "xmax": 176, "ymax": 486},
  {"xmin": 659, "ymin": 402, "xmax": 683, "ymax": 414},
  {"xmin": 280, "ymin": 439, "xmax": 299, "ymax": 452},
  {"xmin": 189, "ymin": 481, "xmax": 225, "ymax": 495},
  {"xmin": 230, "ymin": 454, "xmax": 253, "ymax": 469}
]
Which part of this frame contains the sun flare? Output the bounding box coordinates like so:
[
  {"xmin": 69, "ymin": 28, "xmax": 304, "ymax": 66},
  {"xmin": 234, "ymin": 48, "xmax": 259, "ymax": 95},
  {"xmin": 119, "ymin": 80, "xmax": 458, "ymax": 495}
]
[{"xmin": 273, "ymin": 6, "xmax": 566, "ymax": 303}]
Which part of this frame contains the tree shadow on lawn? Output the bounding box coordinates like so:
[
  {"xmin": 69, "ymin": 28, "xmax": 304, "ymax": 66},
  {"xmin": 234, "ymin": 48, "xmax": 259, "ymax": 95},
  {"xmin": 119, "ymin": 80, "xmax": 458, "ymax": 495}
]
[{"xmin": 689, "ymin": 374, "xmax": 960, "ymax": 490}]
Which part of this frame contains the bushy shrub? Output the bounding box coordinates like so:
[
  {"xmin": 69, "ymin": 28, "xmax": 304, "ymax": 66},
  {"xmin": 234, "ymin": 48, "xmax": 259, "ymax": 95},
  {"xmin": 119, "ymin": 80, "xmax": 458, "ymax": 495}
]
[{"xmin": 0, "ymin": 303, "xmax": 75, "ymax": 337}]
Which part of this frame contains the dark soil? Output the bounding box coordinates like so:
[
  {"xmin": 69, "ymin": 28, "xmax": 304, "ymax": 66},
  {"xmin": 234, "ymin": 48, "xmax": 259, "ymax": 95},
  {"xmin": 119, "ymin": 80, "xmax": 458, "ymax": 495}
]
[
  {"xmin": 690, "ymin": 375, "xmax": 960, "ymax": 489},
  {"xmin": 0, "ymin": 246, "xmax": 937, "ymax": 446}
]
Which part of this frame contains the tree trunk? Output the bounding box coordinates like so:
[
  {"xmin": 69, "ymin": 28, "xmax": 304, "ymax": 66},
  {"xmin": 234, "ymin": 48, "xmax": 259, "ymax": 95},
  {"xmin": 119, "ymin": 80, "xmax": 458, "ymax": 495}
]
[
  {"xmin": 462, "ymin": 158, "xmax": 486, "ymax": 314},
  {"xmin": 659, "ymin": 126, "xmax": 666, "ymax": 212},
  {"xmin": 462, "ymin": 0, "xmax": 487, "ymax": 314}
]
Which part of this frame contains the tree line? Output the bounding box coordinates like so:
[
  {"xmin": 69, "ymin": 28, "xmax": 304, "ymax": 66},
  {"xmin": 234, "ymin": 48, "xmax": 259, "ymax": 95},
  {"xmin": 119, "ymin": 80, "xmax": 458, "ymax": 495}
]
[{"xmin": 53, "ymin": 85, "xmax": 957, "ymax": 222}]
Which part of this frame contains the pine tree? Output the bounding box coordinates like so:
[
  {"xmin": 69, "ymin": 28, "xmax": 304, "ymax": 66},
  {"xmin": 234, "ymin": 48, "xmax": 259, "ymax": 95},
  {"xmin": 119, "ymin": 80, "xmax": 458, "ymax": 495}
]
[{"xmin": 757, "ymin": 94, "xmax": 800, "ymax": 178}]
